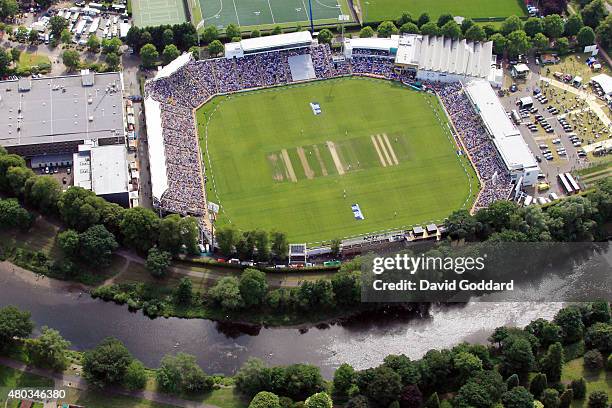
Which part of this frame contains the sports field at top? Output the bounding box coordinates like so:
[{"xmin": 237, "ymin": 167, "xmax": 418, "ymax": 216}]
[
  {"xmin": 198, "ymin": 77, "xmax": 478, "ymax": 243},
  {"xmin": 359, "ymin": 0, "xmax": 526, "ymax": 23},
  {"xmin": 197, "ymin": 0, "xmax": 350, "ymax": 30}
]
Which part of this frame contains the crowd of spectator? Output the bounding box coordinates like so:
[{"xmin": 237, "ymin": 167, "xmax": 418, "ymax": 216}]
[
  {"xmin": 433, "ymin": 82, "xmax": 513, "ymax": 208},
  {"xmin": 144, "ymin": 43, "xmax": 511, "ymax": 219}
]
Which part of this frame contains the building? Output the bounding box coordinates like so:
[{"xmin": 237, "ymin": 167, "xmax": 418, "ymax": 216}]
[
  {"xmin": 225, "ymin": 31, "xmax": 314, "ymax": 58},
  {"xmin": 344, "ymin": 34, "xmax": 501, "ymax": 86},
  {"xmin": 73, "ymin": 141, "xmax": 131, "ymax": 206},
  {"xmin": 511, "ymin": 63, "xmax": 530, "ymax": 78},
  {"xmin": 464, "ymin": 79, "xmax": 540, "ymax": 186},
  {"xmin": 0, "ymin": 71, "xmax": 126, "ymax": 157}
]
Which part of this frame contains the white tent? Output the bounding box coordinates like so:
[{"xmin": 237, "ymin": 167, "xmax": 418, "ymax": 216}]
[{"xmin": 592, "ymin": 73, "xmax": 612, "ymax": 96}]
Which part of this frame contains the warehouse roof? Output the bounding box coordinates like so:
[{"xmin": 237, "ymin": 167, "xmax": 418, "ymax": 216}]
[{"xmin": 0, "ymin": 72, "xmax": 125, "ymax": 148}]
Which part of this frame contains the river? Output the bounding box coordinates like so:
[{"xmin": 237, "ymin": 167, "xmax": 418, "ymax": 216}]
[{"xmin": 0, "ymin": 261, "xmax": 573, "ymax": 378}]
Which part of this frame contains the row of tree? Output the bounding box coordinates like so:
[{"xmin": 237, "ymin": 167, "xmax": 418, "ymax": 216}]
[
  {"xmin": 0, "ymin": 306, "xmax": 213, "ymax": 394},
  {"xmin": 232, "ymin": 301, "xmax": 611, "ymax": 408},
  {"xmin": 0, "ymin": 146, "xmax": 200, "ymax": 277}
]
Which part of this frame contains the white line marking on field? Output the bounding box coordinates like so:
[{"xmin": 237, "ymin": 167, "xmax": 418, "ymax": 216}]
[
  {"xmin": 377, "ymin": 134, "xmax": 393, "ymax": 166},
  {"xmin": 230, "ymin": 0, "xmax": 240, "ymax": 25},
  {"xmin": 371, "ymin": 135, "xmax": 387, "ymax": 167},
  {"xmin": 267, "ymin": 0, "xmax": 276, "ymax": 23},
  {"xmin": 382, "ymin": 133, "xmax": 398, "ymax": 165}
]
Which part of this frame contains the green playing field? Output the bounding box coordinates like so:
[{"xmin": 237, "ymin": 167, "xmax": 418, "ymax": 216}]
[
  {"xmin": 132, "ymin": 0, "xmax": 188, "ymax": 27},
  {"xmin": 359, "ymin": 0, "xmax": 526, "ymax": 23},
  {"xmin": 198, "ymin": 77, "xmax": 478, "ymax": 243},
  {"xmin": 197, "ymin": 0, "xmax": 348, "ymax": 30}
]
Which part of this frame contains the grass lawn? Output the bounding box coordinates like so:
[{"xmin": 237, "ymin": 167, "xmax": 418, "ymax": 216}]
[
  {"xmin": 17, "ymin": 52, "xmax": 50, "ymax": 69},
  {"xmin": 359, "ymin": 0, "xmax": 525, "ymax": 23},
  {"xmin": 198, "ymin": 77, "xmax": 477, "ymax": 243},
  {"xmin": 562, "ymin": 358, "xmax": 612, "ymax": 407},
  {"xmin": 541, "ymin": 53, "xmax": 612, "ymax": 83}
]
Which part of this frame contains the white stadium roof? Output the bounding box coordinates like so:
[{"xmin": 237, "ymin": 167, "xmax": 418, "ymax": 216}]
[
  {"xmin": 464, "ymin": 80, "xmax": 538, "ymax": 172},
  {"xmin": 144, "ymin": 96, "xmax": 168, "ymax": 201},
  {"xmin": 415, "ymin": 36, "xmax": 493, "ymax": 79},
  {"xmin": 154, "ymin": 52, "xmax": 192, "ymax": 80},
  {"xmin": 345, "ymin": 36, "xmax": 400, "ymax": 51}
]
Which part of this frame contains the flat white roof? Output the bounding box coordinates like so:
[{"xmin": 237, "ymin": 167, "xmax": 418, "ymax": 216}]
[
  {"xmin": 465, "ymin": 80, "xmax": 539, "ymax": 172},
  {"xmin": 513, "ymin": 63, "xmax": 529, "ymax": 73},
  {"xmin": 144, "ymin": 96, "xmax": 168, "ymax": 200},
  {"xmin": 90, "ymin": 144, "xmax": 129, "ymax": 195},
  {"xmin": 346, "ymin": 36, "xmax": 399, "ymax": 51},
  {"xmin": 592, "ymin": 73, "xmax": 612, "ymax": 95},
  {"xmin": 238, "ymin": 31, "xmax": 313, "ymax": 53},
  {"xmin": 154, "ymin": 53, "xmax": 192, "ymax": 80}
]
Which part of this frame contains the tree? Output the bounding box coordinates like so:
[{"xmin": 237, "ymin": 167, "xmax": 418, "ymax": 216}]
[
  {"xmin": 571, "ymin": 378, "xmax": 587, "ymax": 399},
  {"xmin": 0, "ymin": 0, "xmax": 18, "ymax": 19},
  {"xmin": 225, "ymin": 23, "xmax": 241, "ymax": 39},
  {"xmin": 501, "ymin": 336, "xmax": 535, "ymax": 378},
  {"xmin": 0, "ymin": 199, "xmax": 32, "ymax": 231},
  {"xmin": 317, "ymin": 28, "xmax": 333, "ymax": 44},
  {"xmin": 101, "ymin": 37, "xmax": 122, "ymax": 54},
  {"xmin": 0, "ymin": 153, "xmax": 25, "ymax": 192},
  {"xmin": 146, "ymin": 247, "xmax": 172, "ymax": 278},
  {"xmin": 208, "ymin": 39, "xmax": 223, "ymax": 56},
  {"xmin": 162, "ymin": 28, "xmax": 174, "ymax": 46},
  {"xmin": 162, "ymin": 44, "xmax": 180, "ymax": 64},
  {"xmin": 235, "ymin": 358, "xmax": 272, "ymax": 397},
  {"xmin": 582, "ymin": 0, "xmax": 607, "ymax": 28},
  {"xmin": 217, "ymin": 226, "xmax": 238, "ymax": 256},
  {"xmin": 157, "ymin": 352, "xmax": 213, "ymax": 394},
  {"xmin": 359, "ymin": 26, "xmax": 375, "ymax": 38},
  {"xmin": 15, "ymin": 26, "xmax": 28, "ymax": 42},
  {"xmin": 174, "ymin": 277, "xmax": 193, "ymax": 305},
  {"xmin": 26, "ymin": 327, "xmax": 70, "ymax": 371},
  {"xmin": 583, "ymin": 349, "xmax": 604, "ymax": 370},
  {"xmin": 554, "ymin": 306, "xmax": 585, "ymax": 344},
  {"xmin": 24, "ymin": 176, "xmax": 61, "ymax": 214},
  {"xmin": 400, "ymin": 22, "xmax": 420, "ymax": 34},
  {"xmin": 60, "ymin": 28, "xmax": 72, "ymax": 44},
  {"xmin": 357, "ymin": 366, "xmax": 402, "ymax": 407},
  {"xmin": 6, "ymin": 166, "xmax": 34, "ymax": 198},
  {"xmin": 564, "ymin": 14, "xmax": 583, "ymax": 37},
  {"xmin": 416, "ymin": 12, "xmax": 430, "ymax": 27},
  {"xmin": 49, "ymin": 15, "xmax": 67, "ymax": 36},
  {"xmin": 464, "ymin": 25, "xmax": 486, "ymax": 41},
  {"xmin": 420, "ymin": 21, "xmax": 441, "ymax": 36},
  {"xmin": 140, "ymin": 43, "xmax": 159, "ymax": 68},
  {"xmin": 454, "ymin": 351, "xmax": 483, "ymax": 382},
  {"xmin": 239, "ymin": 268, "xmax": 268, "ymax": 307},
  {"xmin": 501, "ymin": 15, "xmax": 523, "ymax": 35},
  {"xmin": 587, "ymin": 391, "xmax": 608, "ymax": 408},
  {"xmin": 577, "ymin": 26, "xmax": 596, "ymax": 47},
  {"xmin": 542, "ymin": 388, "xmax": 560, "ymax": 408},
  {"xmin": 559, "ymin": 389, "xmax": 573, "ymax": 408},
  {"xmin": 0, "ymin": 306, "xmax": 33, "ymax": 350},
  {"xmin": 305, "ymin": 392, "xmax": 332, "ymax": 408},
  {"xmin": 530, "ymin": 373, "xmax": 548, "ymax": 399},
  {"xmin": 333, "ymin": 363, "xmax": 355, "ymax": 399},
  {"xmin": 282, "ymin": 364, "xmax": 325, "ymax": 401},
  {"xmin": 253, "ymin": 230, "xmax": 269, "ymax": 262},
  {"xmin": 540, "ymin": 342, "xmax": 564, "ymax": 382},
  {"xmin": 62, "ymin": 50, "xmax": 80, "ymax": 71},
  {"xmin": 440, "ymin": 20, "xmax": 461, "ymax": 39},
  {"xmin": 208, "ymin": 277, "xmax": 243, "ymax": 310},
  {"xmin": 532, "ymin": 33, "xmax": 549, "ymax": 52},
  {"xmin": 105, "ymin": 52, "xmax": 120, "ymax": 71},
  {"xmin": 158, "ymin": 214, "xmax": 183, "ymax": 255},
  {"xmin": 436, "ymin": 13, "xmax": 453, "ymax": 27},
  {"xmin": 596, "ymin": 15, "xmax": 612, "ymax": 48},
  {"xmin": 502, "ymin": 386, "xmax": 534, "ymax": 408},
  {"xmin": 400, "ymin": 384, "xmax": 422, "ymax": 408},
  {"xmin": 120, "ymin": 207, "xmax": 159, "ymax": 253},
  {"xmin": 202, "ymin": 25, "xmax": 220, "ymax": 43},
  {"xmin": 87, "ymin": 34, "xmax": 101, "ymax": 53},
  {"xmin": 79, "ymin": 225, "xmax": 118, "ymax": 266},
  {"xmin": 507, "ymin": 374, "xmax": 520, "ymax": 389},
  {"xmin": 83, "ymin": 337, "xmax": 133, "ymax": 388},
  {"xmin": 585, "ymin": 322, "xmax": 612, "ymax": 353},
  {"xmin": 461, "ymin": 18, "xmax": 474, "ymax": 34},
  {"xmin": 57, "ymin": 229, "xmax": 80, "ymax": 258},
  {"xmin": 445, "ymin": 209, "xmax": 479, "ymax": 241},
  {"xmin": 270, "ymin": 231, "xmax": 288, "ymax": 260},
  {"xmin": 524, "ymin": 17, "xmax": 544, "ymax": 36},
  {"xmin": 249, "ymin": 391, "xmax": 281, "ymax": 408},
  {"xmin": 543, "ymin": 14, "xmax": 565, "ymax": 39},
  {"xmin": 28, "ymin": 28, "xmax": 39, "ymax": 44},
  {"xmin": 0, "ymin": 48, "xmax": 10, "ymax": 75},
  {"xmin": 124, "ymin": 360, "xmax": 147, "ymax": 390},
  {"xmin": 383, "ymin": 354, "xmax": 420, "ymax": 385},
  {"xmin": 377, "ymin": 21, "xmax": 398, "ymax": 37}
]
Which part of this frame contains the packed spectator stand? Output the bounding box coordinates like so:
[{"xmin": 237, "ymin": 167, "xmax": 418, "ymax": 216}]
[{"xmin": 145, "ymin": 43, "xmax": 511, "ymax": 226}]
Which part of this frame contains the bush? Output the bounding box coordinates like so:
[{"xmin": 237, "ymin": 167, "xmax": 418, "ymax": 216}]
[
  {"xmin": 570, "ymin": 378, "xmax": 587, "ymax": 399},
  {"xmin": 584, "ymin": 349, "xmax": 604, "ymax": 370},
  {"xmin": 249, "ymin": 391, "xmax": 281, "ymax": 408},
  {"xmin": 124, "ymin": 360, "xmax": 147, "ymax": 390},
  {"xmin": 587, "ymin": 391, "xmax": 608, "ymax": 408}
]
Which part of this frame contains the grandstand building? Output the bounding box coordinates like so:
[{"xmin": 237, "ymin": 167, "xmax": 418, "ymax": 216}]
[
  {"xmin": 225, "ymin": 31, "xmax": 314, "ymax": 58},
  {"xmin": 345, "ymin": 34, "xmax": 502, "ymax": 86},
  {"xmin": 0, "ymin": 71, "xmax": 126, "ymax": 157},
  {"xmin": 464, "ymin": 79, "xmax": 540, "ymax": 186}
]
